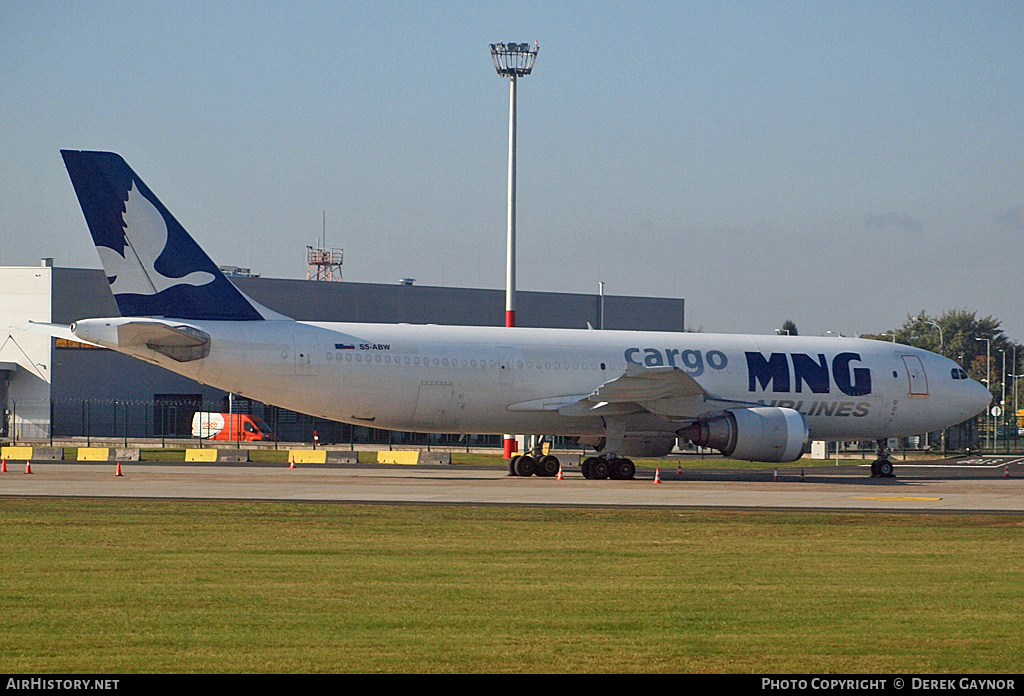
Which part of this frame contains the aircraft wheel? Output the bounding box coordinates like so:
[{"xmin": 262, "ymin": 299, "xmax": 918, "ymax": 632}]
[
  {"xmin": 612, "ymin": 458, "xmax": 635, "ymax": 480},
  {"xmin": 514, "ymin": 455, "xmax": 536, "ymax": 477},
  {"xmin": 537, "ymin": 455, "xmax": 560, "ymax": 477},
  {"xmin": 581, "ymin": 457, "xmax": 597, "ymax": 479},
  {"xmin": 589, "ymin": 458, "xmax": 609, "ymax": 480},
  {"xmin": 878, "ymin": 460, "xmax": 894, "ymax": 478},
  {"xmin": 509, "ymin": 455, "xmax": 521, "ymax": 476}
]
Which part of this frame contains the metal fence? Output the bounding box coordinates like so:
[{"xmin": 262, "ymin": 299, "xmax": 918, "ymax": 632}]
[{"xmin": 0, "ymin": 397, "xmax": 1006, "ymax": 455}]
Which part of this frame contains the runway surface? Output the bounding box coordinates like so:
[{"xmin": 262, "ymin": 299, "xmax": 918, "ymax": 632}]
[{"xmin": 2, "ymin": 456, "xmax": 1023, "ymax": 513}]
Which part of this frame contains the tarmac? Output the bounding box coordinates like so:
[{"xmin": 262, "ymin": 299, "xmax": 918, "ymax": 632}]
[{"xmin": 2, "ymin": 455, "xmax": 1022, "ymax": 513}]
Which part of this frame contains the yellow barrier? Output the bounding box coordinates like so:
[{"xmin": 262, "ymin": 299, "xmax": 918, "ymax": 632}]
[
  {"xmin": 289, "ymin": 450, "xmax": 327, "ymax": 464},
  {"xmin": 185, "ymin": 449, "xmax": 219, "ymax": 462},
  {"xmin": 77, "ymin": 447, "xmax": 110, "ymax": 461},
  {"xmin": 377, "ymin": 451, "xmax": 420, "ymax": 465},
  {"xmin": 1, "ymin": 446, "xmax": 34, "ymax": 461}
]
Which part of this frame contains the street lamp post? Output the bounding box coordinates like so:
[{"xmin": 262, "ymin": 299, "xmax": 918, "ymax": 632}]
[
  {"xmin": 924, "ymin": 320, "xmax": 944, "ymax": 356},
  {"xmin": 1000, "ymin": 349, "xmax": 1007, "ymax": 451},
  {"xmin": 977, "ymin": 337, "xmax": 991, "ymax": 449}
]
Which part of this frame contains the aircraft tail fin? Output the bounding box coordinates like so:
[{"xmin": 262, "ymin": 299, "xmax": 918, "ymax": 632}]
[{"xmin": 61, "ymin": 150, "xmax": 268, "ymax": 321}]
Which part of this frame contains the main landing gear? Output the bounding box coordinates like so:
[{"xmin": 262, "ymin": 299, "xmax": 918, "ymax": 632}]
[
  {"xmin": 581, "ymin": 456, "xmax": 636, "ymax": 480},
  {"xmin": 870, "ymin": 439, "xmax": 895, "ymax": 478},
  {"xmin": 508, "ymin": 452, "xmax": 561, "ymax": 477},
  {"xmin": 507, "ymin": 438, "xmax": 636, "ymax": 480}
]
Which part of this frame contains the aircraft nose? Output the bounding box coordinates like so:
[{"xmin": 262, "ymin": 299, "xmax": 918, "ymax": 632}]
[{"xmin": 966, "ymin": 380, "xmax": 992, "ymax": 418}]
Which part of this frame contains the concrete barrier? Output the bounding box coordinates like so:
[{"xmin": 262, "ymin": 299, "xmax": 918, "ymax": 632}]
[
  {"xmin": 377, "ymin": 450, "xmax": 420, "ymax": 465},
  {"xmin": 1, "ymin": 446, "xmax": 34, "ymax": 461},
  {"xmin": 288, "ymin": 449, "xmax": 327, "ymax": 464},
  {"xmin": 325, "ymin": 451, "xmax": 359, "ymax": 464},
  {"xmin": 418, "ymin": 451, "xmax": 452, "ymax": 466},
  {"xmin": 185, "ymin": 448, "xmax": 249, "ymax": 463},
  {"xmin": 77, "ymin": 447, "xmax": 140, "ymax": 461},
  {"xmin": 32, "ymin": 447, "xmax": 65, "ymax": 461},
  {"xmin": 214, "ymin": 449, "xmax": 249, "ymax": 462},
  {"xmin": 185, "ymin": 449, "xmax": 219, "ymax": 462}
]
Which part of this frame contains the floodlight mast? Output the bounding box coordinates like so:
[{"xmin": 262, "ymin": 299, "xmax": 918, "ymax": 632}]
[
  {"xmin": 491, "ymin": 41, "xmax": 538, "ymax": 461},
  {"xmin": 490, "ymin": 41, "xmax": 539, "ymax": 329}
]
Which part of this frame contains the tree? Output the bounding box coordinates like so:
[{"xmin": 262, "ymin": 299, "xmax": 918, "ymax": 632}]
[
  {"xmin": 778, "ymin": 320, "xmax": 798, "ymax": 336},
  {"xmin": 865, "ymin": 308, "xmax": 1022, "ymax": 409}
]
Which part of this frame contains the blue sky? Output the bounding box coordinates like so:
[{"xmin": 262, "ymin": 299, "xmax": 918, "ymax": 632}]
[{"xmin": 2, "ymin": 1, "xmax": 1022, "ymax": 341}]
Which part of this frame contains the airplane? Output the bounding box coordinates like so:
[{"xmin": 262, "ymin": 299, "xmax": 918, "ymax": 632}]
[{"xmin": 55, "ymin": 150, "xmax": 990, "ymax": 479}]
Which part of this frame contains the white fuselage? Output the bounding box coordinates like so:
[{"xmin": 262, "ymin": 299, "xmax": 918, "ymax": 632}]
[{"xmin": 73, "ymin": 317, "xmax": 991, "ymax": 442}]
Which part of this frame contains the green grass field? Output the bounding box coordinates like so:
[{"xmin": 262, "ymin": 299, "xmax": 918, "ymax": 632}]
[{"xmin": 1, "ymin": 498, "xmax": 1021, "ymax": 673}]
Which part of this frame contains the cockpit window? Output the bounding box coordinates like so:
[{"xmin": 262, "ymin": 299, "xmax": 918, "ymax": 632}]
[{"xmin": 951, "ymin": 368, "xmax": 969, "ymax": 380}]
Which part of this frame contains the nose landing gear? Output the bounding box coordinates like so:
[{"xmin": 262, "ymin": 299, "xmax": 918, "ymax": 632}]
[{"xmin": 870, "ymin": 439, "xmax": 895, "ymax": 478}]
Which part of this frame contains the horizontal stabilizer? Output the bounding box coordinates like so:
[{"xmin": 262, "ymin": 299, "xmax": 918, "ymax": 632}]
[
  {"xmin": 15, "ymin": 321, "xmax": 98, "ymax": 346},
  {"xmin": 71, "ymin": 317, "xmax": 210, "ymax": 362}
]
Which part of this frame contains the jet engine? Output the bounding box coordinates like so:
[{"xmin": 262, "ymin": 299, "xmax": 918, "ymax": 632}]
[{"xmin": 677, "ymin": 407, "xmax": 808, "ymax": 463}]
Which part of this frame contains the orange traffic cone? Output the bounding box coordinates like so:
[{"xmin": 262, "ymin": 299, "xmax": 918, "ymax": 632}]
[
  {"xmin": 774, "ymin": 467, "xmax": 779, "ymax": 482},
  {"xmin": 25, "ymin": 461, "xmax": 32, "ymax": 474},
  {"xmin": 115, "ymin": 461, "xmax": 123, "ymax": 477},
  {"xmin": 556, "ymin": 464, "xmax": 564, "ymax": 480},
  {"xmin": 654, "ymin": 468, "xmax": 661, "ymax": 484},
  {"xmin": 1, "ymin": 458, "xmax": 6, "ymax": 473},
  {"xmin": 677, "ymin": 463, "xmax": 682, "ymax": 476},
  {"xmin": 289, "ymin": 455, "xmax": 296, "ymax": 470},
  {"xmin": 1005, "ymin": 465, "xmax": 1010, "ymax": 479}
]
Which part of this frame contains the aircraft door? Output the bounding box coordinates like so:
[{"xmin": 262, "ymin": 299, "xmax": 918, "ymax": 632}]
[
  {"xmin": 293, "ymin": 335, "xmax": 320, "ymax": 377},
  {"xmin": 498, "ymin": 347, "xmax": 514, "ymax": 386},
  {"xmin": 901, "ymin": 355, "xmax": 929, "ymax": 397}
]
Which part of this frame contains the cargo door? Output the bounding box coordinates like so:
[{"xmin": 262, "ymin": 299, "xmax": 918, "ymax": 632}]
[{"xmin": 412, "ymin": 381, "xmax": 454, "ymax": 428}]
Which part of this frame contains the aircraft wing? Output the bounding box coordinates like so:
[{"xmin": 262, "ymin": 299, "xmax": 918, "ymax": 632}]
[{"xmin": 513, "ymin": 363, "xmax": 761, "ymax": 421}]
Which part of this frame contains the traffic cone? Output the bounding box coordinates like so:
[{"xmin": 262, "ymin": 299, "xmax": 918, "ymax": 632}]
[
  {"xmin": 289, "ymin": 455, "xmax": 296, "ymax": 470},
  {"xmin": 25, "ymin": 461, "xmax": 32, "ymax": 474},
  {"xmin": 1, "ymin": 458, "xmax": 6, "ymax": 473},
  {"xmin": 654, "ymin": 468, "xmax": 661, "ymax": 484},
  {"xmin": 115, "ymin": 461, "xmax": 123, "ymax": 477},
  {"xmin": 556, "ymin": 464, "xmax": 564, "ymax": 480},
  {"xmin": 1005, "ymin": 464, "xmax": 1010, "ymax": 479},
  {"xmin": 774, "ymin": 467, "xmax": 779, "ymax": 482},
  {"xmin": 677, "ymin": 463, "xmax": 683, "ymax": 475}
]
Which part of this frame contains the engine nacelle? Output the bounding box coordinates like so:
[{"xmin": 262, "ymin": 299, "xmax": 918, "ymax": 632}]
[
  {"xmin": 677, "ymin": 407, "xmax": 808, "ymax": 463},
  {"xmin": 575, "ymin": 433, "xmax": 677, "ymax": 458}
]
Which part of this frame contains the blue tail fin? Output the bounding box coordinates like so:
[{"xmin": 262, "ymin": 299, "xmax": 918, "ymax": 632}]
[{"xmin": 61, "ymin": 150, "xmax": 264, "ymax": 321}]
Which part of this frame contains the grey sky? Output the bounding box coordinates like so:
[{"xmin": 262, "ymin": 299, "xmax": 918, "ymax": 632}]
[{"xmin": 2, "ymin": 1, "xmax": 1022, "ymax": 342}]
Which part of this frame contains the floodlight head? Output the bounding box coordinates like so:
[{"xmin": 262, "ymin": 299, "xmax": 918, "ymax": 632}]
[{"xmin": 490, "ymin": 41, "xmax": 539, "ymax": 78}]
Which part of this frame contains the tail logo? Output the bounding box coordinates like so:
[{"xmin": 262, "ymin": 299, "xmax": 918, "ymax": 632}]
[{"xmin": 97, "ymin": 182, "xmax": 215, "ymax": 296}]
